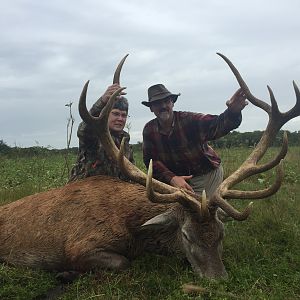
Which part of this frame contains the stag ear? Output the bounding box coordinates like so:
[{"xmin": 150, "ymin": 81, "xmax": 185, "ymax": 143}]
[{"xmin": 141, "ymin": 210, "xmax": 178, "ymax": 229}]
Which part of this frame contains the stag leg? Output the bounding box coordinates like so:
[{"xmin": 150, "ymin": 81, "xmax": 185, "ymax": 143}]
[
  {"xmin": 71, "ymin": 250, "xmax": 130, "ymax": 272},
  {"xmin": 56, "ymin": 270, "xmax": 81, "ymax": 283},
  {"xmin": 56, "ymin": 250, "xmax": 130, "ymax": 283}
]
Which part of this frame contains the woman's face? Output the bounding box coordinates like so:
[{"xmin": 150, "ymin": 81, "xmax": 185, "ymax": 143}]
[{"xmin": 108, "ymin": 109, "xmax": 128, "ymax": 134}]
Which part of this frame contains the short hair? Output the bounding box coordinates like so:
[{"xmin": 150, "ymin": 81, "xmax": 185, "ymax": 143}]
[{"xmin": 113, "ymin": 96, "xmax": 128, "ymax": 112}]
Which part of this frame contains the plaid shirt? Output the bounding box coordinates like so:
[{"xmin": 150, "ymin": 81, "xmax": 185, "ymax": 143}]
[{"xmin": 142, "ymin": 109, "xmax": 241, "ymax": 183}]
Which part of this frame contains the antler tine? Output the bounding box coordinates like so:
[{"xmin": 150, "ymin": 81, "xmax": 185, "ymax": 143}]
[
  {"xmin": 224, "ymin": 160, "xmax": 284, "ymax": 199},
  {"xmin": 78, "ymin": 81, "xmax": 94, "ymax": 125},
  {"xmin": 79, "ymin": 80, "xmax": 125, "ymax": 129},
  {"xmin": 281, "ymin": 81, "xmax": 300, "ymax": 123},
  {"xmin": 218, "ymin": 53, "xmax": 300, "ymax": 126},
  {"xmin": 251, "ymin": 131, "xmax": 288, "ymax": 173},
  {"xmin": 267, "ymin": 86, "xmax": 281, "ymax": 122},
  {"xmin": 219, "ymin": 131, "xmax": 288, "ymax": 189},
  {"xmin": 209, "ymin": 158, "xmax": 283, "ymax": 220},
  {"xmin": 217, "ymin": 53, "xmax": 271, "ymax": 114},
  {"xmin": 213, "ymin": 193, "xmax": 253, "ymax": 221},
  {"xmin": 293, "ymin": 80, "xmax": 300, "ymax": 101},
  {"xmin": 200, "ymin": 190, "xmax": 210, "ymax": 219},
  {"xmin": 113, "ymin": 54, "xmax": 129, "ymax": 84},
  {"xmin": 78, "ymin": 81, "xmax": 144, "ymax": 182},
  {"xmin": 79, "ymin": 83, "xmax": 126, "ymax": 159},
  {"xmin": 146, "ymin": 160, "xmax": 183, "ymax": 204},
  {"xmin": 146, "ymin": 160, "xmax": 204, "ymax": 215}
]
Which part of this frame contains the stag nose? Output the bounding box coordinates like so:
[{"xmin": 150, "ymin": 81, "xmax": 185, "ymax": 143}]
[
  {"xmin": 202, "ymin": 267, "xmax": 228, "ymax": 280},
  {"xmin": 203, "ymin": 263, "xmax": 228, "ymax": 279},
  {"xmin": 194, "ymin": 259, "xmax": 228, "ymax": 279}
]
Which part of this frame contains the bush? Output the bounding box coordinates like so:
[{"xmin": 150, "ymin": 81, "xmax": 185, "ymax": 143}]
[{"xmin": 0, "ymin": 140, "xmax": 11, "ymax": 154}]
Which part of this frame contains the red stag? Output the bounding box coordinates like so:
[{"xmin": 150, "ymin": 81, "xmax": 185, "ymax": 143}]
[{"xmin": 0, "ymin": 54, "xmax": 299, "ymax": 279}]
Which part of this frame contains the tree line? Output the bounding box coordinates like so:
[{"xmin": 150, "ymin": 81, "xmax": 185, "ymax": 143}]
[
  {"xmin": 210, "ymin": 130, "xmax": 300, "ymax": 148},
  {"xmin": 1, "ymin": 130, "xmax": 299, "ymax": 155}
]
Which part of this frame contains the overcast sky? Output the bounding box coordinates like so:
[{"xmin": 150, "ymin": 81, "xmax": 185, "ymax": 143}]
[{"xmin": 1, "ymin": 0, "xmax": 299, "ymax": 149}]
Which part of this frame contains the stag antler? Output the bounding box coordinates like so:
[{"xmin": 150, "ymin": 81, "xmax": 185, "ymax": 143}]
[
  {"xmin": 79, "ymin": 54, "xmax": 300, "ymax": 222},
  {"xmin": 113, "ymin": 54, "xmax": 129, "ymax": 85},
  {"xmin": 143, "ymin": 54, "xmax": 298, "ymax": 220},
  {"xmin": 79, "ymin": 55, "xmax": 159, "ymax": 187},
  {"xmin": 146, "ymin": 159, "xmax": 209, "ymax": 217},
  {"xmin": 78, "ymin": 56, "xmax": 206, "ymax": 215},
  {"xmin": 207, "ymin": 53, "xmax": 300, "ymax": 220}
]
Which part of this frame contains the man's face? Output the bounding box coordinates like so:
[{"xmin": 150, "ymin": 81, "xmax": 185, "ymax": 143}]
[
  {"xmin": 150, "ymin": 98, "xmax": 174, "ymax": 122},
  {"xmin": 108, "ymin": 109, "xmax": 128, "ymax": 133}
]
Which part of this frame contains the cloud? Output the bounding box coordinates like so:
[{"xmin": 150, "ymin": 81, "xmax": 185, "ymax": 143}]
[{"xmin": 0, "ymin": 0, "xmax": 299, "ymax": 148}]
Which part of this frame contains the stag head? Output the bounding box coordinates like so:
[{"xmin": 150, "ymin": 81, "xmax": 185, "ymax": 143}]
[{"xmin": 78, "ymin": 54, "xmax": 300, "ymax": 278}]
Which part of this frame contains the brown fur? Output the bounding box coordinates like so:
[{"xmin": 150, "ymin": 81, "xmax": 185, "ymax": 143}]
[{"xmin": 0, "ymin": 175, "xmax": 225, "ymax": 277}]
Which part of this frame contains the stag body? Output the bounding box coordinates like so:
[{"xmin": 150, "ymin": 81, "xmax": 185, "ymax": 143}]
[{"xmin": 0, "ymin": 175, "xmax": 225, "ymax": 277}]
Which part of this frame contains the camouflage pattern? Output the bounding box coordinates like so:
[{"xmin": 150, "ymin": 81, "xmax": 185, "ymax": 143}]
[{"xmin": 69, "ymin": 96, "xmax": 134, "ymax": 182}]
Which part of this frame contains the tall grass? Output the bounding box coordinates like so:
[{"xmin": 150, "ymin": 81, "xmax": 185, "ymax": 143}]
[
  {"xmin": 0, "ymin": 152, "xmax": 75, "ymax": 205},
  {"xmin": 0, "ymin": 147, "xmax": 299, "ymax": 299}
]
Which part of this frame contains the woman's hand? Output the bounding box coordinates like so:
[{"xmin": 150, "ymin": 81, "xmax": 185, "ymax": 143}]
[{"xmin": 101, "ymin": 83, "xmax": 127, "ymax": 104}]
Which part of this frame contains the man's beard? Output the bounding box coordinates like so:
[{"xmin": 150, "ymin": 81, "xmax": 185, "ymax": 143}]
[{"xmin": 158, "ymin": 111, "xmax": 171, "ymax": 121}]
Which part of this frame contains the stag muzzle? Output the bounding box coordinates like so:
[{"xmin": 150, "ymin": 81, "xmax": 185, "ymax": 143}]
[
  {"xmin": 190, "ymin": 253, "xmax": 228, "ymax": 279},
  {"xmin": 197, "ymin": 262, "xmax": 227, "ymax": 279},
  {"xmin": 183, "ymin": 240, "xmax": 228, "ymax": 279}
]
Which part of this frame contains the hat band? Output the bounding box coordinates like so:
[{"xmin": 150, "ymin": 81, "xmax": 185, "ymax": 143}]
[{"xmin": 149, "ymin": 92, "xmax": 172, "ymax": 101}]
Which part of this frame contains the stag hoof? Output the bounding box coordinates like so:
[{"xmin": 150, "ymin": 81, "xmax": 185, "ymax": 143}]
[{"xmin": 55, "ymin": 271, "xmax": 80, "ymax": 284}]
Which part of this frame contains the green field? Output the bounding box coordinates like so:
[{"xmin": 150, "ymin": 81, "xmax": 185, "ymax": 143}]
[{"xmin": 0, "ymin": 147, "xmax": 299, "ymax": 299}]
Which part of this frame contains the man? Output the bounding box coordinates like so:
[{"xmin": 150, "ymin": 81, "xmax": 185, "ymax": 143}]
[
  {"xmin": 142, "ymin": 84, "xmax": 247, "ymax": 196},
  {"xmin": 69, "ymin": 83, "xmax": 134, "ymax": 182}
]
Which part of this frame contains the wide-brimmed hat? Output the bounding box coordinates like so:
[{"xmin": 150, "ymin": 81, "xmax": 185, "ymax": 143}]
[{"xmin": 141, "ymin": 84, "xmax": 180, "ymax": 107}]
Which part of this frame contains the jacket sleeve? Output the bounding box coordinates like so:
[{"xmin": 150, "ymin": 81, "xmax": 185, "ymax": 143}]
[{"xmin": 191, "ymin": 108, "xmax": 242, "ymax": 142}]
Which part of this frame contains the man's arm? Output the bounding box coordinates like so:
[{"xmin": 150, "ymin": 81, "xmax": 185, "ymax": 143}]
[{"xmin": 192, "ymin": 88, "xmax": 248, "ymax": 142}]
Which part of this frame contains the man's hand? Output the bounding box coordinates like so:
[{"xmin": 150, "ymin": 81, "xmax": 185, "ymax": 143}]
[
  {"xmin": 101, "ymin": 83, "xmax": 127, "ymax": 105},
  {"xmin": 226, "ymin": 88, "xmax": 248, "ymax": 113},
  {"xmin": 170, "ymin": 175, "xmax": 194, "ymax": 192}
]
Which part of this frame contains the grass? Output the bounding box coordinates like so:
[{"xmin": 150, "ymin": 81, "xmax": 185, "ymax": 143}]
[
  {"xmin": 0, "ymin": 146, "xmax": 299, "ymax": 299},
  {"xmin": 0, "ymin": 152, "xmax": 74, "ymax": 204}
]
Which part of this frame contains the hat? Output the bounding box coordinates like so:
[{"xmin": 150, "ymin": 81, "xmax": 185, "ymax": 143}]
[
  {"xmin": 113, "ymin": 96, "xmax": 128, "ymax": 112},
  {"xmin": 141, "ymin": 84, "xmax": 180, "ymax": 107}
]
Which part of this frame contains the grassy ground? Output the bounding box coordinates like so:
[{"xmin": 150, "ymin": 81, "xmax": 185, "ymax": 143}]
[{"xmin": 0, "ymin": 146, "xmax": 299, "ymax": 299}]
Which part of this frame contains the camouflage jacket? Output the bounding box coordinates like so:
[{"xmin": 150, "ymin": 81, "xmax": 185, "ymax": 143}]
[{"xmin": 69, "ymin": 97, "xmax": 134, "ymax": 182}]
